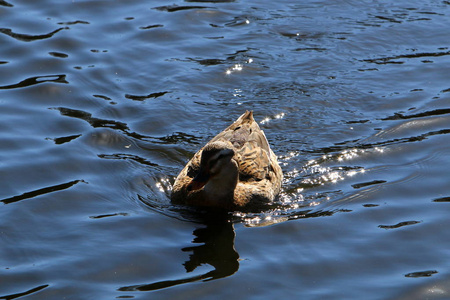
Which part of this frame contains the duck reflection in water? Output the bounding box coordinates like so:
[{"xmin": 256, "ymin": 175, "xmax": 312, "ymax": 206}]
[{"xmin": 118, "ymin": 213, "xmax": 239, "ymax": 292}]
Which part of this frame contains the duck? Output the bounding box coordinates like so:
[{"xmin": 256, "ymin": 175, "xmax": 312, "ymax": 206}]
[{"xmin": 171, "ymin": 111, "xmax": 283, "ymax": 210}]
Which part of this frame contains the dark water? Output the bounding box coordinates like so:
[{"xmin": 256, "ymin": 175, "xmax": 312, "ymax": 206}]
[{"xmin": 1, "ymin": 0, "xmax": 450, "ymax": 299}]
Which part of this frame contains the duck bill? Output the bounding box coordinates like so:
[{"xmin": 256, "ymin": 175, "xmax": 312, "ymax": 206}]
[{"xmin": 188, "ymin": 171, "xmax": 210, "ymax": 191}]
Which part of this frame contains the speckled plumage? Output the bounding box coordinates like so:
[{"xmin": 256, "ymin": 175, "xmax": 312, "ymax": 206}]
[{"xmin": 171, "ymin": 111, "xmax": 283, "ymax": 210}]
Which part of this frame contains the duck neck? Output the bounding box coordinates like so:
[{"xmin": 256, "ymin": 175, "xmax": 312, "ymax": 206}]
[{"xmin": 204, "ymin": 160, "xmax": 239, "ymax": 204}]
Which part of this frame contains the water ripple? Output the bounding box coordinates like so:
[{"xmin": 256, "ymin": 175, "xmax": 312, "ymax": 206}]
[
  {"xmin": 0, "ymin": 74, "xmax": 68, "ymax": 90},
  {"xmin": 0, "ymin": 27, "xmax": 66, "ymax": 42},
  {"xmin": 48, "ymin": 134, "xmax": 82, "ymax": 145},
  {"xmin": 153, "ymin": 5, "xmax": 212, "ymax": 12},
  {"xmin": 378, "ymin": 220, "xmax": 422, "ymax": 230},
  {"xmin": 405, "ymin": 270, "xmax": 438, "ymax": 278},
  {"xmin": 98, "ymin": 153, "xmax": 159, "ymax": 167},
  {"xmin": 57, "ymin": 20, "xmax": 89, "ymax": 25},
  {"xmin": 0, "ymin": 0, "xmax": 13, "ymax": 7},
  {"xmin": 351, "ymin": 180, "xmax": 386, "ymax": 189},
  {"xmin": 363, "ymin": 49, "xmax": 450, "ymax": 65},
  {"xmin": 381, "ymin": 108, "xmax": 450, "ymax": 120},
  {"xmin": 125, "ymin": 91, "xmax": 169, "ymax": 101},
  {"xmin": 0, "ymin": 285, "xmax": 49, "ymax": 299},
  {"xmin": 1, "ymin": 180, "xmax": 85, "ymax": 205},
  {"xmin": 2, "ymin": 0, "xmax": 450, "ymax": 298},
  {"xmin": 432, "ymin": 196, "xmax": 450, "ymax": 203}
]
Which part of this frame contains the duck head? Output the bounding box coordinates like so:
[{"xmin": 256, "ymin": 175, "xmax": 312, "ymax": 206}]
[{"xmin": 187, "ymin": 141, "xmax": 237, "ymax": 192}]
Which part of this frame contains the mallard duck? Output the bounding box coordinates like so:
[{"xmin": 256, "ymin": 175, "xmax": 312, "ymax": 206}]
[{"xmin": 171, "ymin": 111, "xmax": 282, "ymax": 210}]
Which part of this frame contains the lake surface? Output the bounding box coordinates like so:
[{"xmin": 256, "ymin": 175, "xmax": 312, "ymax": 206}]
[{"xmin": 1, "ymin": 0, "xmax": 450, "ymax": 299}]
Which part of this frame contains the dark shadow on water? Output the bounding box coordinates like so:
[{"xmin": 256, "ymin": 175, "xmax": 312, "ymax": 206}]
[
  {"xmin": 127, "ymin": 184, "xmax": 345, "ymax": 292},
  {"xmin": 118, "ymin": 212, "xmax": 239, "ymax": 292},
  {"xmin": 129, "ymin": 164, "xmax": 354, "ymax": 292}
]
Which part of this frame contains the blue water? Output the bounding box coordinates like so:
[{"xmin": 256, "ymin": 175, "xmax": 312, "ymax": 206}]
[{"xmin": 1, "ymin": 0, "xmax": 450, "ymax": 299}]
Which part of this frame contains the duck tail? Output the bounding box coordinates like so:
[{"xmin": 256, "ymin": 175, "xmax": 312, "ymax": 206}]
[{"xmin": 241, "ymin": 110, "xmax": 254, "ymax": 122}]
